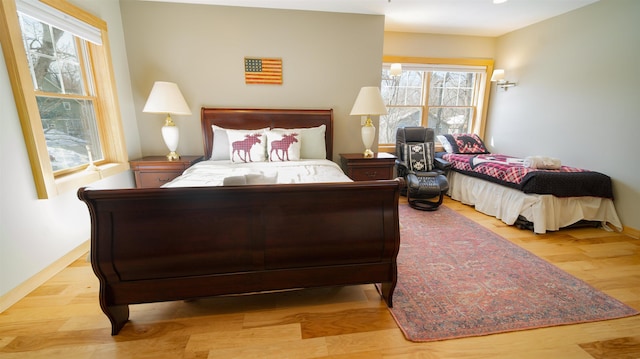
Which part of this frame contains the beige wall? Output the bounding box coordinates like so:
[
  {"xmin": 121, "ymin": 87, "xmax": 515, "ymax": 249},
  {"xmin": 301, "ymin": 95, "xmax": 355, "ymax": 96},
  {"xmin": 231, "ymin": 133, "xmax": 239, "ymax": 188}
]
[
  {"xmin": 120, "ymin": 1, "xmax": 385, "ymax": 161},
  {"xmin": 486, "ymin": 0, "xmax": 640, "ymax": 230},
  {"xmin": 383, "ymin": 31, "xmax": 496, "ymax": 59}
]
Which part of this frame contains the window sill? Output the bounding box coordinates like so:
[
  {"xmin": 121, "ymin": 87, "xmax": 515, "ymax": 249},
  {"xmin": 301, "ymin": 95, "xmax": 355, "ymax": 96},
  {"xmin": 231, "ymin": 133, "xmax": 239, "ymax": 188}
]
[{"xmin": 55, "ymin": 162, "xmax": 130, "ymax": 195}]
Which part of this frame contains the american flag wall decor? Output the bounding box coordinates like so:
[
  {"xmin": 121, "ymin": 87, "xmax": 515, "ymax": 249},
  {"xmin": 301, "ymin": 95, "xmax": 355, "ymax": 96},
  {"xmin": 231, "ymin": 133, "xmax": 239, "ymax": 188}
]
[{"xmin": 244, "ymin": 57, "xmax": 283, "ymax": 85}]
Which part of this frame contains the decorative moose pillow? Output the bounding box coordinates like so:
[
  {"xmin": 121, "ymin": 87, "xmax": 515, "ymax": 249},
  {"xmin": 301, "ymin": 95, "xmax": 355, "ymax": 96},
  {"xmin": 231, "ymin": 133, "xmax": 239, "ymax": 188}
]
[
  {"xmin": 266, "ymin": 130, "xmax": 301, "ymax": 162},
  {"xmin": 227, "ymin": 130, "xmax": 267, "ymax": 162}
]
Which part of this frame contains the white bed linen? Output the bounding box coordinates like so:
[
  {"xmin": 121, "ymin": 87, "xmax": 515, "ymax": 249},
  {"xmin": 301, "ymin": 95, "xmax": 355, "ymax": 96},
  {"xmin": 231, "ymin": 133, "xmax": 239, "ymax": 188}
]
[
  {"xmin": 447, "ymin": 171, "xmax": 622, "ymax": 234},
  {"xmin": 163, "ymin": 159, "xmax": 352, "ymax": 188}
]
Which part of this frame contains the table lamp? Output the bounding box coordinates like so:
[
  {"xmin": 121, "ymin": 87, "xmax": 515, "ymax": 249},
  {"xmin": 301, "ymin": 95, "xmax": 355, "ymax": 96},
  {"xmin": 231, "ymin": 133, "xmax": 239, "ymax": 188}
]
[
  {"xmin": 143, "ymin": 81, "xmax": 192, "ymax": 160},
  {"xmin": 350, "ymin": 86, "xmax": 388, "ymax": 158}
]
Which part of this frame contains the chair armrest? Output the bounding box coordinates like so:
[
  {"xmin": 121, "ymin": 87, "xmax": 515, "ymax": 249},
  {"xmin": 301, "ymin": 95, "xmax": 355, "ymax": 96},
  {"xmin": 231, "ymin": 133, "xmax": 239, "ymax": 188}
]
[
  {"xmin": 396, "ymin": 159, "xmax": 410, "ymax": 177},
  {"xmin": 414, "ymin": 171, "xmax": 438, "ymax": 177},
  {"xmin": 434, "ymin": 157, "xmax": 451, "ymax": 172}
]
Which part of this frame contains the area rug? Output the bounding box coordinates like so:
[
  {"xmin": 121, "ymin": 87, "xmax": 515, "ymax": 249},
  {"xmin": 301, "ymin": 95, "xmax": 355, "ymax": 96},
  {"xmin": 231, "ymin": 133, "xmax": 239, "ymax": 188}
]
[{"xmin": 388, "ymin": 204, "xmax": 638, "ymax": 342}]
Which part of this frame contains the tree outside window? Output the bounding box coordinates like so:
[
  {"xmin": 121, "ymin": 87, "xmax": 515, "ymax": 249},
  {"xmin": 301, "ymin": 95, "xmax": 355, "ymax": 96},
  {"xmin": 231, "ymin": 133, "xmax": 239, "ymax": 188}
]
[
  {"xmin": 19, "ymin": 13, "xmax": 102, "ymax": 173},
  {"xmin": 379, "ymin": 60, "xmax": 491, "ymax": 149}
]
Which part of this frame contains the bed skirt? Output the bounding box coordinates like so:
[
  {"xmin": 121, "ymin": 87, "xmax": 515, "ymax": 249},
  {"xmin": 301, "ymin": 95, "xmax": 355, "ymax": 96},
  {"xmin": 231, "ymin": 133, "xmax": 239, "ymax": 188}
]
[{"xmin": 447, "ymin": 171, "xmax": 622, "ymax": 234}]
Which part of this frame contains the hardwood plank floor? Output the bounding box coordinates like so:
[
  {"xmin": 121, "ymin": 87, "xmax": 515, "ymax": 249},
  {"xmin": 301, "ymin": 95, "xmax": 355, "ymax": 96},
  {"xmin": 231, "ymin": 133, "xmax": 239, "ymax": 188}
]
[{"xmin": 1, "ymin": 197, "xmax": 638, "ymax": 358}]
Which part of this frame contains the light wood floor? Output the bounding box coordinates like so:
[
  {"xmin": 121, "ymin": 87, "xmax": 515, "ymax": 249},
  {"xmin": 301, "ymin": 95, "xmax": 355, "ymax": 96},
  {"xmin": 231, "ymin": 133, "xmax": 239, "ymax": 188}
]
[{"xmin": 1, "ymin": 197, "xmax": 639, "ymax": 359}]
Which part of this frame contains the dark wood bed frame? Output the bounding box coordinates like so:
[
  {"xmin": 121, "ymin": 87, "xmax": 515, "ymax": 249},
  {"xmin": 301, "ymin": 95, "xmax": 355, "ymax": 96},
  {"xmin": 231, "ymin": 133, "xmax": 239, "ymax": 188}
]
[{"xmin": 78, "ymin": 108, "xmax": 401, "ymax": 335}]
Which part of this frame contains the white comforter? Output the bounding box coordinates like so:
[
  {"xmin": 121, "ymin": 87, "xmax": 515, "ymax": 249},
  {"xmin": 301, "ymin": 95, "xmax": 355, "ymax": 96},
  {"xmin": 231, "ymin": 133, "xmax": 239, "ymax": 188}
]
[{"xmin": 163, "ymin": 159, "xmax": 352, "ymax": 187}]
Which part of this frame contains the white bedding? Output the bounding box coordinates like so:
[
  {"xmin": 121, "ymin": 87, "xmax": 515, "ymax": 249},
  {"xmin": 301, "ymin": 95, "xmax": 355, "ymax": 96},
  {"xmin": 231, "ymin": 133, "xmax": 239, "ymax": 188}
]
[
  {"xmin": 447, "ymin": 171, "xmax": 622, "ymax": 234},
  {"xmin": 163, "ymin": 159, "xmax": 352, "ymax": 188}
]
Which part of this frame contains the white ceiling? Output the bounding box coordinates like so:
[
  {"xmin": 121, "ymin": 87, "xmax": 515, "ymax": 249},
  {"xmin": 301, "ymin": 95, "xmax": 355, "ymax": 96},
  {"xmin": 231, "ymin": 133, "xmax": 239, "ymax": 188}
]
[{"xmin": 144, "ymin": 0, "xmax": 598, "ymax": 37}]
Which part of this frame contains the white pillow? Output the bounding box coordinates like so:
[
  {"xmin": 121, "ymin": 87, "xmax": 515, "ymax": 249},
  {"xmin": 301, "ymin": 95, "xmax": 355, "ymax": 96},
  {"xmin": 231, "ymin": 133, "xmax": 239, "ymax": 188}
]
[
  {"xmin": 437, "ymin": 135, "xmax": 453, "ymax": 153},
  {"xmin": 266, "ymin": 130, "xmax": 301, "ymax": 162},
  {"xmin": 211, "ymin": 125, "xmax": 269, "ymax": 160},
  {"xmin": 272, "ymin": 124, "xmax": 326, "ymax": 159},
  {"xmin": 226, "ymin": 129, "xmax": 267, "ymax": 163}
]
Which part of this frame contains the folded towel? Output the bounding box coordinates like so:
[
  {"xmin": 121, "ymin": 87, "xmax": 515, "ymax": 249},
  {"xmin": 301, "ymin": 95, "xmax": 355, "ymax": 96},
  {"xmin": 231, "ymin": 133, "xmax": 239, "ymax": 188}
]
[
  {"xmin": 222, "ymin": 175, "xmax": 247, "ymax": 186},
  {"xmin": 223, "ymin": 171, "xmax": 278, "ymax": 186},
  {"xmin": 524, "ymin": 156, "xmax": 561, "ymax": 169},
  {"xmin": 245, "ymin": 172, "xmax": 278, "ymax": 185}
]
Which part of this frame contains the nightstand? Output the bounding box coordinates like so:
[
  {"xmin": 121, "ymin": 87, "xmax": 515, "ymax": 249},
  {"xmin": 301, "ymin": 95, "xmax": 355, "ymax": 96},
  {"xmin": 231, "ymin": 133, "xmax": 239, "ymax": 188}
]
[
  {"xmin": 340, "ymin": 152, "xmax": 397, "ymax": 181},
  {"xmin": 130, "ymin": 155, "xmax": 203, "ymax": 188}
]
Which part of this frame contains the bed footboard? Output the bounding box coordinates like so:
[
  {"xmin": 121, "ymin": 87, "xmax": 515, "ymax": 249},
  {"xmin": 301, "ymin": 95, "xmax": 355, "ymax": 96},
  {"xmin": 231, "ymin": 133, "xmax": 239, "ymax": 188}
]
[{"xmin": 78, "ymin": 180, "xmax": 400, "ymax": 335}]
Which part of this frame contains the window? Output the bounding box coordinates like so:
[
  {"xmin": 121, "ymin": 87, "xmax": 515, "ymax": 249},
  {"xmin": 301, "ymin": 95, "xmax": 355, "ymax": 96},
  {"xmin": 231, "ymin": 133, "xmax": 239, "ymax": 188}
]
[
  {"xmin": 19, "ymin": 12, "xmax": 102, "ymax": 173},
  {"xmin": 378, "ymin": 57, "xmax": 494, "ymax": 151},
  {"xmin": 0, "ymin": 0, "xmax": 128, "ymax": 198}
]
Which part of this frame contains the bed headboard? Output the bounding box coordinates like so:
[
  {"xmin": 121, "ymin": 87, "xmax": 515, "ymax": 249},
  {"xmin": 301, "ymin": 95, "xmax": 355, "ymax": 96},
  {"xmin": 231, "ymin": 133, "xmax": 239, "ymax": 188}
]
[{"xmin": 200, "ymin": 107, "xmax": 334, "ymax": 160}]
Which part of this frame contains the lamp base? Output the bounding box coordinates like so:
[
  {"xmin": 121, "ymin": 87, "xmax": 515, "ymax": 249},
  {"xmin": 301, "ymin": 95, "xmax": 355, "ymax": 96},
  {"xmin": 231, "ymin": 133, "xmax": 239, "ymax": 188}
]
[
  {"xmin": 361, "ymin": 117, "xmax": 376, "ymax": 159},
  {"xmin": 161, "ymin": 120, "xmax": 180, "ymax": 161},
  {"xmin": 166, "ymin": 151, "xmax": 180, "ymax": 161}
]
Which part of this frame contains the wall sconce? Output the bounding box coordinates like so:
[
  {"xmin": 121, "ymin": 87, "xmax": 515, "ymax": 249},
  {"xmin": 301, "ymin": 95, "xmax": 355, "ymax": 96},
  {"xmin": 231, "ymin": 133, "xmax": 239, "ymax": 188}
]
[
  {"xmin": 390, "ymin": 63, "xmax": 402, "ymax": 76},
  {"xmin": 491, "ymin": 69, "xmax": 517, "ymax": 90}
]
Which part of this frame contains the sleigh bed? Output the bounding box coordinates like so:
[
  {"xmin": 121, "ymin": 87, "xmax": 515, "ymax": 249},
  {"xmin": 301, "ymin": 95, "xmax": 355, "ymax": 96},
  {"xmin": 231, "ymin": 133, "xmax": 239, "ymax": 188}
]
[
  {"xmin": 78, "ymin": 108, "xmax": 401, "ymax": 335},
  {"xmin": 437, "ymin": 134, "xmax": 622, "ymax": 234}
]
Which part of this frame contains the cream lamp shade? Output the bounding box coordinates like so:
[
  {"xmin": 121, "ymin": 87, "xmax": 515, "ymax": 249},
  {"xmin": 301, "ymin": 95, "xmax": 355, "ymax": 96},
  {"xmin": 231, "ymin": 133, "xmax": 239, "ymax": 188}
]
[
  {"xmin": 490, "ymin": 69, "xmax": 505, "ymax": 82},
  {"xmin": 143, "ymin": 81, "xmax": 192, "ymax": 160},
  {"xmin": 350, "ymin": 86, "xmax": 388, "ymax": 158}
]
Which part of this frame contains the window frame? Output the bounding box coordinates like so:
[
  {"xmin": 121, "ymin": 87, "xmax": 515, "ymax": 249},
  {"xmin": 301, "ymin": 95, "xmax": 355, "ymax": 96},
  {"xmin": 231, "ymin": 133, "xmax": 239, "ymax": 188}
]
[
  {"xmin": 379, "ymin": 56, "xmax": 494, "ymax": 153},
  {"xmin": 1, "ymin": 0, "xmax": 128, "ymax": 199}
]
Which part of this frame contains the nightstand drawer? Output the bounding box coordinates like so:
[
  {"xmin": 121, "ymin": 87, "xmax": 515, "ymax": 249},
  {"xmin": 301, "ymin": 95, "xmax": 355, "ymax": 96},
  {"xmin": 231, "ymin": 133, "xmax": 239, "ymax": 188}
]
[
  {"xmin": 137, "ymin": 171, "xmax": 182, "ymax": 188},
  {"xmin": 349, "ymin": 166, "xmax": 393, "ymax": 181},
  {"xmin": 339, "ymin": 152, "xmax": 397, "ymax": 181},
  {"xmin": 130, "ymin": 155, "xmax": 202, "ymax": 188}
]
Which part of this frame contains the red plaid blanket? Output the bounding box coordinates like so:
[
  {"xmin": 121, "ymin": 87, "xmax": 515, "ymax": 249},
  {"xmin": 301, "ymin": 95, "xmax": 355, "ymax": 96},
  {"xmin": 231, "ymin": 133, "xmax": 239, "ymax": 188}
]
[
  {"xmin": 441, "ymin": 153, "xmax": 612, "ymax": 198},
  {"xmin": 443, "ymin": 153, "xmax": 585, "ymax": 185}
]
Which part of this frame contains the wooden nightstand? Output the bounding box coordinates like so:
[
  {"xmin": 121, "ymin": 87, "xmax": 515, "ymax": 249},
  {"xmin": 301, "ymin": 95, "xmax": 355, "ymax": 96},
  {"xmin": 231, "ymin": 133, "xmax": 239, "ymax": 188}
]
[
  {"xmin": 130, "ymin": 155, "xmax": 203, "ymax": 188},
  {"xmin": 340, "ymin": 152, "xmax": 397, "ymax": 181}
]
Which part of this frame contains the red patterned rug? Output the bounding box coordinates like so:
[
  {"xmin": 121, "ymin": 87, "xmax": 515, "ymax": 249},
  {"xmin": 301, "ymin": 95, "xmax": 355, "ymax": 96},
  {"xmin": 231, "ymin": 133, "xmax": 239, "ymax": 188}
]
[{"xmin": 389, "ymin": 204, "xmax": 638, "ymax": 342}]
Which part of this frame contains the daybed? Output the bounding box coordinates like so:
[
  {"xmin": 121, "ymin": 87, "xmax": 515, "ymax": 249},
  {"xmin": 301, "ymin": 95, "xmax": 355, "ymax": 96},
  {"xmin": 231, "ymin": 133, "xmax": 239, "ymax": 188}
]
[
  {"xmin": 437, "ymin": 133, "xmax": 622, "ymax": 234},
  {"xmin": 78, "ymin": 108, "xmax": 401, "ymax": 335}
]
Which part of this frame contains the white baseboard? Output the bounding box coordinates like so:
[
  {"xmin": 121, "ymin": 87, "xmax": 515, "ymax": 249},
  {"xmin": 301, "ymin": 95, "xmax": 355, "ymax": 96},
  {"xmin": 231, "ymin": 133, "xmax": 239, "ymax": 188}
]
[
  {"xmin": 0, "ymin": 240, "xmax": 90, "ymax": 313},
  {"xmin": 624, "ymin": 225, "xmax": 640, "ymax": 239}
]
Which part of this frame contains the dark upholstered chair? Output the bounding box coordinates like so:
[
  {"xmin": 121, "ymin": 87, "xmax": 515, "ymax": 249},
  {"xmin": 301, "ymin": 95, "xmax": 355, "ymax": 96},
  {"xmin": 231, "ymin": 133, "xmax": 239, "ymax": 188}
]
[{"xmin": 395, "ymin": 127, "xmax": 450, "ymax": 211}]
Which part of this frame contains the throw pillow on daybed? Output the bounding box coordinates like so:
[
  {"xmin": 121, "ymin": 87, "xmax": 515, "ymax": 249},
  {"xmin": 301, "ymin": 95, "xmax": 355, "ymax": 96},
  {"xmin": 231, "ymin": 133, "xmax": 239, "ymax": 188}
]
[{"xmin": 437, "ymin": 133, "xmax": 488, "ymax": 154}]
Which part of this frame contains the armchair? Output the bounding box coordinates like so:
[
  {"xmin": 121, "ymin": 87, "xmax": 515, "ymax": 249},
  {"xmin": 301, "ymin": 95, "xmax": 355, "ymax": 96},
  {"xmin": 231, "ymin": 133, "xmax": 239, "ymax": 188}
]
[{"xmin": 395, "ymin": 127, "xmax": 450, "ymax": 211}]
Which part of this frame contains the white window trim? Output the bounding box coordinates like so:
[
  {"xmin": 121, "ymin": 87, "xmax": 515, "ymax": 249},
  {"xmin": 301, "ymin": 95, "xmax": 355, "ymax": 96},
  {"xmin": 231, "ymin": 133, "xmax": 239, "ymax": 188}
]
[{"xmin": 16, "ymin": 0, "xmax": 102, "ymax": 45}]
